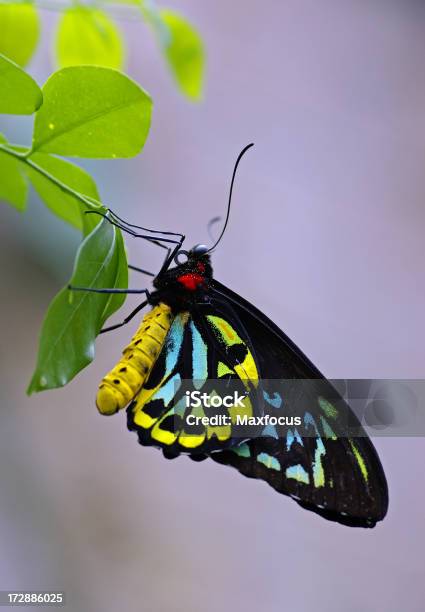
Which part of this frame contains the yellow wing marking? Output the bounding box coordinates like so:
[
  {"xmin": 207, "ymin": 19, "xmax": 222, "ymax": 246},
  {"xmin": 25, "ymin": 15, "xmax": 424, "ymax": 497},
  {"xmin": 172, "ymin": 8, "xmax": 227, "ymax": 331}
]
[
  {"xmin": 207, "ymin": 315, "xmax": 259, "ymax": 384},
  {"xmin": 96, "ymin": 303, "xmax": 173, "ymax": 415},
  {"xmin": 128, "ymin": 313, "xmax": 258, "ymax": 451}
]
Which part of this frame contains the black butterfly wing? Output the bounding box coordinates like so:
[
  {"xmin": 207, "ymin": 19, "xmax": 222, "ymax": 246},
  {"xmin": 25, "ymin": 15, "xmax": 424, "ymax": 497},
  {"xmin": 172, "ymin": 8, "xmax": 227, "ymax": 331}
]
[
  {"xmin": 127, "ymin": 300, "xmax": 262, "ymax": 455},
  {"xmin": 206, "ymin": 280, "xmax": 389, "ymax": 527}
]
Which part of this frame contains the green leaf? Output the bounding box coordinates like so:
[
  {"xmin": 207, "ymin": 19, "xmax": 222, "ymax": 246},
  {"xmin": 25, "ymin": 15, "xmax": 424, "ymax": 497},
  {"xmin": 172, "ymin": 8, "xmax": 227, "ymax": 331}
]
[
  {"xmin": 0, "ymin": 53, "xmax": 42, "ymax": 114},
  {"xmin": 101, "ymin": 228, "xmax": 128, "ymax": 324},
  {"xmin": 56, "ymin": 7, "xmax": 125, "ymax": 71},
  {"xmin": 0, "ymin": 134, "xmax": 28, "ymax": 210},
  {"xmin": 0, "ymin": 2, "xmax": 39, "ymax": 67},
  {"xmin": 158, "ymin": 10, "xmax": 204, "ymax": 101},
  {"xmin": 32, "ymin": 66, "xmax": 152, "ymax": 157},
  {"xmin": 27, "ymin": 218, "xmax": 128, "ymax": 394},
  {"xmin": 24, "ymin": 153, "xmax": 100, "ymax": 230},
  {"xmin": 139, "ymin": 0, "xmax": 169, "ymax": 46}
]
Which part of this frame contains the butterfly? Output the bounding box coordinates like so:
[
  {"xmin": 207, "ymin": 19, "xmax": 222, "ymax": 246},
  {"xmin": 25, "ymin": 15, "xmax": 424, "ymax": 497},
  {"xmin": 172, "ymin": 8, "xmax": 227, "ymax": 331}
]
[{"xmin": 72, "ymin": 144, "xmax": 388, "ymax": 528}]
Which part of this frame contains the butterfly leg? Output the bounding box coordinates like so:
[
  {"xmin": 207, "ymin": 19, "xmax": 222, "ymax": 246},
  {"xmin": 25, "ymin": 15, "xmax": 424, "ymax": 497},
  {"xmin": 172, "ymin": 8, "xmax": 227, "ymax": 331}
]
[
  {"xmin": 157, "ymin": 235, "xmax": 185, "ymax": 276},
  {"xmin": 85, "ymin": 211, "xmax": 181, "ymax": 246},
  {"xmin": 84, "ymin": 211, "xmax": 186, "ymax": 274},
  {"xmin": 68, "ymin": 286, "xmax": 151, "ymax": 295},
  {"xmin": 128, "ymin": 264, "xmax": 155, "ymax": 277},
  {"xmin": 107, "ymin": 209, "xmax": 184, "ymax": 239},
  {"xmin": 100, "ymin": 299, "xmax": 150, "ymax": 334},
  {"xmin": 140, "ymin": 234, "xmax": 184, "ymax": 278},
  {"xmin": 68, "ymin": 286, "xmax": 151, "ymax": 332}
]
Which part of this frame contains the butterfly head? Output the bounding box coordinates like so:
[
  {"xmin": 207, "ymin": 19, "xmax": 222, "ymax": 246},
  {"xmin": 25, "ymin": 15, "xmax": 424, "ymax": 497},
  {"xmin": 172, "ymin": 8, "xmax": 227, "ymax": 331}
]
[
  {"xmin": 153, "ymin": 243, "xmax": 213, "ymax": 297},
  {"xmin": 189, "ymin": 244, "xmax": 209, "ymax": 257}
]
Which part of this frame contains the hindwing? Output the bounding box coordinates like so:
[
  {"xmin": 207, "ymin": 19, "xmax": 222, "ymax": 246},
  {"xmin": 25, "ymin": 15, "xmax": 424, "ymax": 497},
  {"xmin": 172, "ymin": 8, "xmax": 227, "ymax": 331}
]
[
  {"xmin": 204, "ymin": 282, "xmax": 388, "ymax": 527},
  {"xmin": 127, "ymin": 304, "xmax": 261, "ymax": 454},
  {"xmin": 210, "ymin": 387, "xmax": 387, "ymax": 527}
]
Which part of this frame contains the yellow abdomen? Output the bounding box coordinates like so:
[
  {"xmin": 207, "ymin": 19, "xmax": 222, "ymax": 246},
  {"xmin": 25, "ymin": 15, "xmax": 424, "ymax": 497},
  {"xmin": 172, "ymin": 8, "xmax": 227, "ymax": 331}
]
[{"xmin": 96, "ymin": 303, "xmax": 173, "ymax": 415}]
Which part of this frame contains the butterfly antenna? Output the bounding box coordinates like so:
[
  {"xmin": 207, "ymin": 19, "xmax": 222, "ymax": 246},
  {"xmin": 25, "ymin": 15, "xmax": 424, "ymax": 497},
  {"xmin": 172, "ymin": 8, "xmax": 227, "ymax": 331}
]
[
  {"xmin": 207, "ymin": 143, "xmax": 254, "ymax": 253},
  {"xmin": 207, "ymin": 216, "xmax": 221, "ymax": 243}
]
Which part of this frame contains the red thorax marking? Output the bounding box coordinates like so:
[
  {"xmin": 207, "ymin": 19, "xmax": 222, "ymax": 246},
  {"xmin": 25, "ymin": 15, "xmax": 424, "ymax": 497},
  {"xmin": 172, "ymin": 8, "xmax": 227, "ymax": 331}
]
[{"xmin": 177, "ymin": 273, "xmax": 204, "ymax": 291}]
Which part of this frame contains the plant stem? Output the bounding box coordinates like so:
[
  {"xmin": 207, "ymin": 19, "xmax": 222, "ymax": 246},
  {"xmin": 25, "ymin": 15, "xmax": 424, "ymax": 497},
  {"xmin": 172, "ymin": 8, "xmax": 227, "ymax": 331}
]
[{"xmin": 0, "ymin": 143, "xmax": 102, "ymax": 212}]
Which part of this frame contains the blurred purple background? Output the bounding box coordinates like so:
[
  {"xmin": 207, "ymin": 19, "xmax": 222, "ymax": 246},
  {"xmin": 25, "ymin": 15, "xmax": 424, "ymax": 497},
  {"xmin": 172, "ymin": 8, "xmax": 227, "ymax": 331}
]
[{"xmin": 1, "ymin": 1, "xmax": 424, "ymax": 610}]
